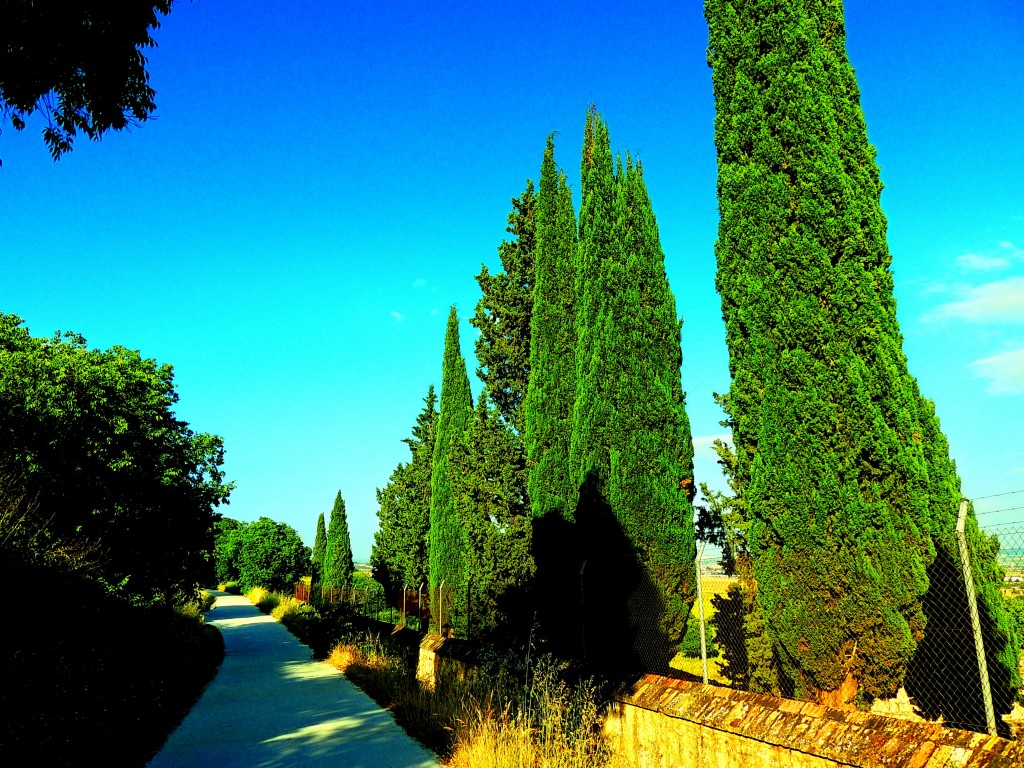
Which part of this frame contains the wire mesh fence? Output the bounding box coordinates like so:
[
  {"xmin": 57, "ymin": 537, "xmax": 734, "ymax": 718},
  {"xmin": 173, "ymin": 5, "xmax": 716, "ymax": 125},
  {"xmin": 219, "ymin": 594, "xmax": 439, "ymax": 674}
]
[
  {"xmin": 684, "ymin": 514, "xmax": 1024, "ymax": 736},
  {"xmin": 300, "ymin": 581, "xmax": 440, "ymax": 633}
]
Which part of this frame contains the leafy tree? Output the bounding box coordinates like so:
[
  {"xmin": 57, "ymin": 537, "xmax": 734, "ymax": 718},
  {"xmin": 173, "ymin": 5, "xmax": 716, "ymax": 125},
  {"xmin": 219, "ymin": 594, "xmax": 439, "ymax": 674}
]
[
  {"xmin": 323, "ymin": 490, "xmax": 354, "ymax": 591},
  {"xmin": 525, "ymin": 134, "xmax": 579, "ymax": 523},
  {"xmin": 212, "ymin": 517, "xmax": 246, "ymax": 585},
  {"xmin": 0, "ymin": 2, "xmax": 174, "ymax": 159},
  {"xmin": 704, "ymin": 0, "xmax": 1018, "ymax": 712},
  {"xmin": 428, "ymin": 307, "xmax": 473, "ymax": 634},
  {"xmin": 452, "ymin": 392, "xmax": 534, "ymax": 641},
  {"xmin": 235, "ymin": 517, "xmax": 310, "ymax": 593},
  {"xmin": 471, "ymin": 181, "xmax": 536, "ymax": 433},
  {"xmin": 372, "ymin": 385, "xmax": 437, "ymax": 594},
  {"xmin": 0, "ymin": 313, "xmax": 232, "ymax": 601},
  {"xmin": 311, "ymin": 511, "xmax": 327, "ymax": 586}
]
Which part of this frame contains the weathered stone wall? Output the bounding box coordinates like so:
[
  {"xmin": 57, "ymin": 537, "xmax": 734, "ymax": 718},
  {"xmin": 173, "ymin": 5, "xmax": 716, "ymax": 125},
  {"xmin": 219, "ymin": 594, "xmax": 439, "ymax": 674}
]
[
  {"xmin": 604, "ymin": 676, "xmax": 1024, "ymax": 768},
  {"xmin": 416, "ymin": 634, "xmax": 476, "ymax": 690}
]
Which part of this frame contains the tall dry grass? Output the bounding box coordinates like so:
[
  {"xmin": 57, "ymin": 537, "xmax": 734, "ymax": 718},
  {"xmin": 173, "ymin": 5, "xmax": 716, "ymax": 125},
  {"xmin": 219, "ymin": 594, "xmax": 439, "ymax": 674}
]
[{"xmin": 326, "ymin": 634, "xmax": 630, "ymax": 768}]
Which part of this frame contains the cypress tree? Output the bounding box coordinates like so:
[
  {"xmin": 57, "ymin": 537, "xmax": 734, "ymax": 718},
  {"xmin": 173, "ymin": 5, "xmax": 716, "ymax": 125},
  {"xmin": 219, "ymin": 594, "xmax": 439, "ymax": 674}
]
[
  {"xmin": 323, "ymin": 489, "xmax": 354, "ymax": 591},
  {"xmin": 525, "ymin": 134, "xmax": 579, "ymax": 522},
  {"xmin": 703, "ymin": 0, "xmax": 1020, "ymax": 709},
  {"xmin": 472, "ymin": 181, "xmax": 536, "ymax": 433},
  {"xmin": 570, "ymin": 107, "xmax": 617, "ymax": 497},
  {"xmin": 428, "ymin": 307, "xmax": 473, "ymax": 635},
  {"xmin": 523, "ymin": 133, "xmax": 581, "ymax": 657},
  {"xmin": 452, "ymin": 392, "xmax": 534, "ymax": 641},
  {"xmin": 311, "ymin": 511, "xmax": 327, "ymax": 586},
  {"xmin": 602, "ymin": 158, "xmax": 697, "ymax": 659},
  {"xmin": 372, "ymin": 385, "xmax": 437, "ymax": 593}
]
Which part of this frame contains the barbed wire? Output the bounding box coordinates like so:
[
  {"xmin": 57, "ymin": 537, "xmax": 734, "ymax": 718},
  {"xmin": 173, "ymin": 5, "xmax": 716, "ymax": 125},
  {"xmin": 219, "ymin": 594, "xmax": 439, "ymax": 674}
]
[{"xmin": 969, "ymin": 488, "xmax": 1024, "ymax": 502}]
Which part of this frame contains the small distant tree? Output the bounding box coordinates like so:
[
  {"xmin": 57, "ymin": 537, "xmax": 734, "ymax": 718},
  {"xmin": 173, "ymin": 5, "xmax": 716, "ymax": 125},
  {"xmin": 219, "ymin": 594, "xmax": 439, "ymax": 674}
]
[
  {"xmin": 311, "ymin": 512, "xmax": 327, "ymax": 585},
  {"xmin": 235, "ymin": 517, "xmax": 310, "ymax": 593},
  {"xmin": 323, "ymin": 490, "xmax": 354, "ymax": 590}
]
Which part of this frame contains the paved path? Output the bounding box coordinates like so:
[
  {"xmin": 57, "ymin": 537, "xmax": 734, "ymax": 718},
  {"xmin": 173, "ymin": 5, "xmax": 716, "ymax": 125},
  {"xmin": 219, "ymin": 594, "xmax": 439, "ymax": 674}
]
[{"xmin": 148, "ymin": 592, "xmax": 440, "ymax": 768}]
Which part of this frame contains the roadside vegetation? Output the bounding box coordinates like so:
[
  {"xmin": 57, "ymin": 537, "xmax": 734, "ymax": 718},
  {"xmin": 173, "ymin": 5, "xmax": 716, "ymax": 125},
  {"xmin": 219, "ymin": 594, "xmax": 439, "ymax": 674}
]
[
  {"xmin": 247, "ymin": 587, "xmax": 629, "ymax": 767},
  {"xmin": 0, "ymin": 492, "xmax": 224, "ymax": 768}
]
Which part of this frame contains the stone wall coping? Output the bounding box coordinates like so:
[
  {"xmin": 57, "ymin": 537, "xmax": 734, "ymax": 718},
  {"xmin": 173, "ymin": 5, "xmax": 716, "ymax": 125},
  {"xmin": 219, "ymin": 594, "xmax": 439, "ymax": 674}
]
[{"xmin": 615, "ymin": 674, "xmax": 1024, "ymax": 767}]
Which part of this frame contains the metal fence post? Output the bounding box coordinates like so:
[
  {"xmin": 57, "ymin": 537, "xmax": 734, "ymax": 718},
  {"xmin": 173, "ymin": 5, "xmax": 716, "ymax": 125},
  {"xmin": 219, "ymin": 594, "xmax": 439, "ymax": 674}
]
[
  {"xmin": 696, "ymin": 541, "xmax": 709, "ymax": 684},
  {"xmin": 418, "ymin": 582, "xmax": 424, "ymax": 632},
  {"xmin": 956, "ymin": 498, "xmax": 997, "ymax": 736}
]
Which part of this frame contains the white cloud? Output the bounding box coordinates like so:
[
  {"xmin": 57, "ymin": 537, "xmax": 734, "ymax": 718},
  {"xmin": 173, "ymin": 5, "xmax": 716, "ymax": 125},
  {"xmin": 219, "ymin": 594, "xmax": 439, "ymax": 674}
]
[
  {"xmin": 692, "ymin": 433, "xmax": 732, "ymax": 459},
  {"xmin": 923, "ymin": 277, "xmax": 1024, "ymax": 324},
  {"xmin": 970, "ymin": 348, "xmax": 1024, "ymax": 394},
  {"xmin": 412, "ymin": 278, "xmax": 427, "ymax": 288},
  {"xmin": 390, "ymin": 310, "xmax": 405, "ymax": 322},
  {"xmin": 956, "ymin": 253, "xmax": 1010, "ymax": 271}
]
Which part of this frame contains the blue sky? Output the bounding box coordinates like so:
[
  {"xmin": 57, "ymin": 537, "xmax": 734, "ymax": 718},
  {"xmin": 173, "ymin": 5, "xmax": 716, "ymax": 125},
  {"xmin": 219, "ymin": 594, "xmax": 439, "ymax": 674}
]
[{"xmin": 2, "ymin": 1, "xmax": 1023, "ymax": 560}]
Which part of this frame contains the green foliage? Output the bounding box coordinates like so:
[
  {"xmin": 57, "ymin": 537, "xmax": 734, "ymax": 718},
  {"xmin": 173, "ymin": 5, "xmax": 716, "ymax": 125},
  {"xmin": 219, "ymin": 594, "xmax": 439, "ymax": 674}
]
[
  {"xmin": 428, "ymin": 307, "xmax": 474, "ymax": 634},
  {"xmin": 600, "ymin": 157, "xmax": 697, "ymax": 649},
  {"xmin": 0, "ymin": 313, "xmax": 232, "ymax": 601},
  {"xmin": 704, "ymin": 0, "xmax": 1019, "ymax": 712},
  {"xmin": 0, "ymin": 2, "xmax": 174, "ymax": 160},
  {"xmin": 452, "ymin": 392, "xmax": 534, "ymax": 640},
  {"xmin": 525, "ymin": 134, "xmax": 579, "ymax": 523},
  {"xmin": 472, "ymin": 181, "xmax": 536, "ymax": 433},
  {"xmin": 0, "ymin": 486, "xmax": 224, "ymax": 767},
  {"xmin": 324, "ymin": 490, "xmax": 355, "ymax": 590},
  {"xmin": 235, "ymin": 517, "xmax": 311, "ymax": 593},
  {"xmin": 212, "ymin": 517, "xmax": 245, "ymax": 585},
  {"xmin": 372, "ymin": 386, "xmax": 437, "ymax": 593},
  {"xmin": 680, "ymin": 618, "xmax": 719, "ymax": 659},
  {"xmin": 312, "ymin": 511, "xmax": 327, "ymax": 585},
  {"xmin": 569, "ymin": 108, "xmax": 616, "ymax": 495}
]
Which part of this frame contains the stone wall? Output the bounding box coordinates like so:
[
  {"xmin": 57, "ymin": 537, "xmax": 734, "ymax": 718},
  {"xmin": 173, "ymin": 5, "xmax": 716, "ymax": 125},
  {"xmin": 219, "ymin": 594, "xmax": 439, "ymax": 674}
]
[{"xmin": 604, "ymin": 675, "xmax": 1024, "ymax": 768}]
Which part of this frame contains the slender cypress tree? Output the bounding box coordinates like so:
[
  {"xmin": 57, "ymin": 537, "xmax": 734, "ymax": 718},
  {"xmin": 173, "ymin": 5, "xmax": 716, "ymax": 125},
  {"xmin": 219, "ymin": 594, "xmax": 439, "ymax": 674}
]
[
  {"xmin": 323, "ymin": 489, "xmax": 354, "ymax": 590},
  {"xmin": 602, "ymin": 158, "xmax": 697, "ymax": 656},
  {"xmin": 428, "ymin": 307, "xmax": 473, "ymax": 635},
  {"xmin": 311, "ymin": 511, "xmax": 327, "ymax": 586},
  {"xmin": 525, "ymin": 134, "xmax": 579, "ymax": 522},
  {"xmin": 570, "ymin": 108, "xmax": 616, "ymax": 497}
]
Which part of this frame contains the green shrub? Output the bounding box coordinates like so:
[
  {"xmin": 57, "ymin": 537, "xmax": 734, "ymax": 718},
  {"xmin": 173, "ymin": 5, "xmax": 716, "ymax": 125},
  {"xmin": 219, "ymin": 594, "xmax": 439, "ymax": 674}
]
[{"xmin": 679, "ymin": 619, "xmax": 719, "ymax": 659}]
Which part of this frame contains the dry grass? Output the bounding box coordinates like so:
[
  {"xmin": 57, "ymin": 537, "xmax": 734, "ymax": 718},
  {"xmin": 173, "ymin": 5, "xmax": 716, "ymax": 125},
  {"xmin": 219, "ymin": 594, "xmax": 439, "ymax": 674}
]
[
  {"xmin": 325, "ymin": 635, "xmax": 630, "ymax": 768},
  {"xmin": 246, "ymin": 586, "xmax": 281, "ymax": 613}
]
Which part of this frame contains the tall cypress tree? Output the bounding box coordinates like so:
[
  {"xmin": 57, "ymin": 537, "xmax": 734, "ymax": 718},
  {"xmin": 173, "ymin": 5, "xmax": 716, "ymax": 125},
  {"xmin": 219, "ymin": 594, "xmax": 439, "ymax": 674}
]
[
  {"xmin": 704, "ymin": 0, "xmax": 1019, "ymax": 710},
  {"xmin": 311, "ymin": 511, "xmax": 327, "ymax": 586},
  {"xmin": 323, "ymin": 489, "xmax": 354, "ymax": 590},
  {"xmin": 602, "ymin": 158, "xmax": 697, "ymax": 659},
  {"xmin": 570, "ymin": 108, "xmax": 617, "ymax": 497},
  {"xmin": 428, "ymin": 307, "xmax": 473, "ymax": 635},
  {"xmin": 525, "ymin": 134, "xmax": 579, "ymax": 522}
]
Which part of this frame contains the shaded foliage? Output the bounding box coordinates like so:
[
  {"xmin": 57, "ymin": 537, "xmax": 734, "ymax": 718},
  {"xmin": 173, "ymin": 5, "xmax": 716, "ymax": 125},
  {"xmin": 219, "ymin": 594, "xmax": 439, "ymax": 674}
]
[
  {"xmin": 0, "ymin": 313, "xmax": 231, "ymax": 601},
  {"xmin": 0, "ymin": 2, "xmax": 174, "ymax": 159},
  {"xmin": 372, "ymin": 385, "xmax": 437, "ymax": 594}
]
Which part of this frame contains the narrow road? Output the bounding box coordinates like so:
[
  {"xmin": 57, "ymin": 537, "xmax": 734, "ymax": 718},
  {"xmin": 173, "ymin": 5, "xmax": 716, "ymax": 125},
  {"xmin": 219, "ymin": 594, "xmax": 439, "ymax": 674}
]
[{"xmin": 148, "ymin": 592, "xmax": 440, "ymax": 768}]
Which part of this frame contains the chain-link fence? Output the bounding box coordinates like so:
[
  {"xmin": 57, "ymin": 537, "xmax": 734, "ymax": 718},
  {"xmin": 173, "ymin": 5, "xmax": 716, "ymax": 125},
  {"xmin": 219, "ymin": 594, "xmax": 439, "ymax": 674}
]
[{"xmin": 683, "ymin": 512, "xmax": 1024, "ymax": 736}]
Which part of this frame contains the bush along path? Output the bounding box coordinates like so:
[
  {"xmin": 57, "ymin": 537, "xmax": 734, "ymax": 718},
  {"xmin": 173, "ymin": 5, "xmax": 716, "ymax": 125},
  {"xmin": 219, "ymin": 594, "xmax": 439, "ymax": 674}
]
[{"xmin": 147, "ymin": 591, "xmax": 439, "ymax": 768}]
